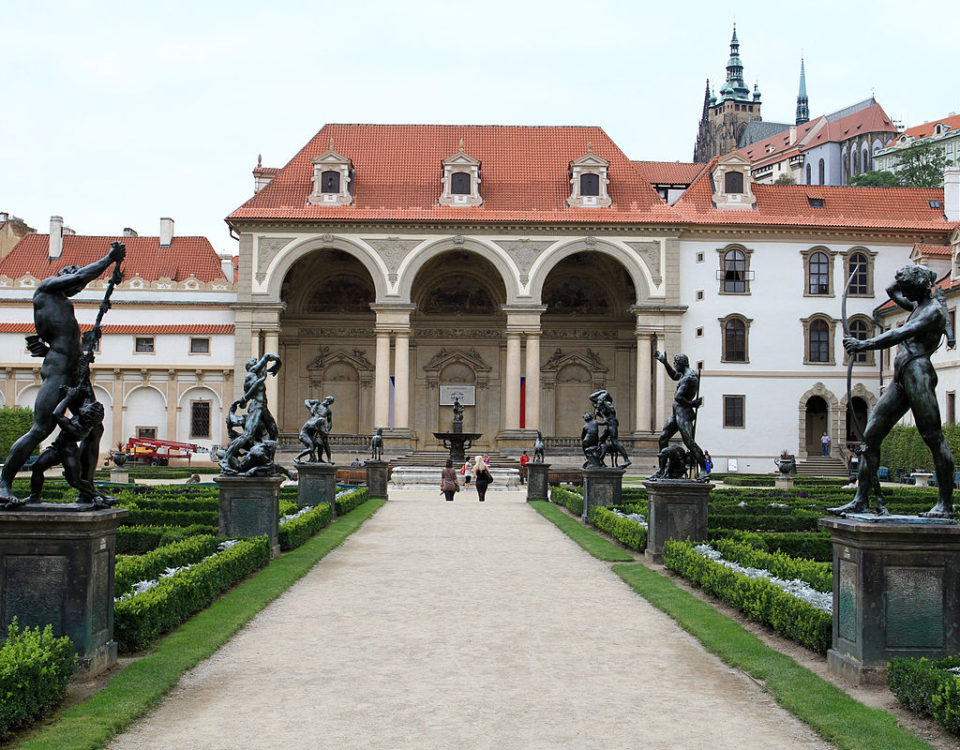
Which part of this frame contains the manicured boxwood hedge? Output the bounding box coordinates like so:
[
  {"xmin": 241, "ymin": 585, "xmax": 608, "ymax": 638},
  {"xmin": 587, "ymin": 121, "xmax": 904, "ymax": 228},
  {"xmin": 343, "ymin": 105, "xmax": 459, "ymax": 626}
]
[
  {"xmin": 115, "ymin": 535, "xmax": 223, "ymax": 597},
  {"xmin": 713, "ymin": 537, "xmax": 832, "ymax": 592},
  {"xmin": 550, "ymin": 486, "xmax": 583, "ymax": 516},
  {"xmin": 335, "ymin": 486, "xmax": 370, "ymax": 515},
  {"xmin": 279, "ymin": 504, "xmax": 333, "ymax": 551},
  {"xmin": 588, "ymin": 506, "xmax": 646, "ymax": 551},
  {"xmin": 0, "ymin": 620, "xmax": 75, "ymax": 741},
  {"xmin": 663, "ymin": 539, "xmax": 831, "ymax": 654},
  {"xmin": 888, "ymin": 655, "xmax": 960, "ymax": 736},
  {"xmin": 116, "ymin": 524, "xmax": 218, "ymax": 554},
  {"xmin": 708, "ymin": 529, "xmax": 834, "ymax": 562},
  {"xmin": 114, "ymin": 536, "xmax": 271, "ymax": 652},
  {"xmin": 120, "ymin": 507, "xmax": 219, "ymax": 528}
]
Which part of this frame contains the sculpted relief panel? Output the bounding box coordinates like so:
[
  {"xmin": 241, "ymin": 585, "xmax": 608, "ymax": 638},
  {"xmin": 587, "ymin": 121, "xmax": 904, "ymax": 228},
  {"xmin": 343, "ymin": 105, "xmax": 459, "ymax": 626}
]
[
  {"xmin": 625, "ymin": 241, "xmax": 662, "ymax": 287},
  {"xmin": 256, "ymin": 237, "xmax": 295, "ymax": 284}
]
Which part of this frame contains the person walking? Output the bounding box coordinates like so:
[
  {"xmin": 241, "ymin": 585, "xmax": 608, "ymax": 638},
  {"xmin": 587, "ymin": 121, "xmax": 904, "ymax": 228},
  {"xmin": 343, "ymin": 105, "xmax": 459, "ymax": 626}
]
[
  {"xmin": 440, "ymin": 459, "xmax": 460, "ymax": 502},
  {"xmin": 704, "ymin": 451, "xmax": 713, "ymax": 474},
  {"xmin": 461, "ymin": 459, "xmax": 473, "ymax": 490},
  {"xmin": 820, "ymin": 432, "xmax": 831, "ymax": 457},
  {"xmin": 473, "ymin": 455, "xmax": 493, "ymax": 502},
  {"xmin": 519, "ymin": 451, "xmax": 530, "ymax": 484}
]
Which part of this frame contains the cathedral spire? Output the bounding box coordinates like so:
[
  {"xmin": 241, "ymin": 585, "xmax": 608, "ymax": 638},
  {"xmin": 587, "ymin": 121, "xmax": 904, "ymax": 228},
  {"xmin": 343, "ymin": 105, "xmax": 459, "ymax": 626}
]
[
  {"xmin": 700, "ymin": 79, "xmax": 711, "ymax": 124},
  {"xmin": 720, "ymin": 23, "xmax": 751, "ymax": 101},
  {"xmin": 796, "ymin": 57, "xmax": 810, "ymax": 125}
]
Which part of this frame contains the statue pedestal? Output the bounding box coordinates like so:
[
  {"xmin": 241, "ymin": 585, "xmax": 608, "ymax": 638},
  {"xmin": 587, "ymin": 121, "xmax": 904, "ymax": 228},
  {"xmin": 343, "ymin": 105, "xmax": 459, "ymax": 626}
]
[
  {"xmin": 526, "ymin": 463, "xmax": 550, "ymax": 502},
  {"xmin": 581, "ymin": 466, "xmax": 625, "ymax": 521},
  {"xmin": 644, "ymin": 481, "xmax": 712, "ymax": 563},
  {"xmin": 215, "ymin": 475, "xmax": 283, "ymax": 558},
  {"xmin": 0, "ymin": 505, "xmax": 128, "ymax": 676},
  {"xmin": 110, "ymin": 466, "xmax": 129, "ymax": 485},
  {"xmin": 365, "ymin": 461, "xmax": 389, "ymax": 500},
  {"xmin": 820, "ymin": 516, "xmax": 960, "ymax": 685},
  {"xmin": 775, "ymin": 476, "xmax": 794, "ymax": 489},
  {"xmin": 296, "ymin": 463, "xmax": 339, "ymax": 516}
]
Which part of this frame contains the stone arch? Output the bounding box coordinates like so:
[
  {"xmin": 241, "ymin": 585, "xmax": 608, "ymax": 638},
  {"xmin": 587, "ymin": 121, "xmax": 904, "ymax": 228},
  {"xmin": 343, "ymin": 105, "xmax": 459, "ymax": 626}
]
[
  {"xmin": 541, "ymin": 348, "xmax": 607, "ymax": 436},
  {"xmin": 91, "ymin": 384, "xmax": 114, "ymax": 456},
  {"xmin": 176, "ymin": 385, "xmax": 222, "ymax": 446},
  {"xmin": 797, "ymin": 382, "xmax": 839, "ymax": 459},
  {"xmin": 396, "ymin": 236, "xmax": 522, "ymax": 304},
  {"xmin": 123, "ymin": 386, "xmax": 168, "ymax": 442},
  {"xmin": 528, "ymin": 238, "xmax": 654, "ymax": 305},
  {"xmin": 840, "ymin": 382, "xmax": 876, "ymax": 445},
  {"xmin": 262, "ymin": 235, "xmax": 390, "ymax": 301}
]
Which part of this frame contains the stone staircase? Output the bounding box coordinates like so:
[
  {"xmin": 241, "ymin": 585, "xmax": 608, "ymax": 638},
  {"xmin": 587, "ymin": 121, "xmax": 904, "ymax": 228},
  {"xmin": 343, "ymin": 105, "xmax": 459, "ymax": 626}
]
[{"xmin": 795, "ymin": 455, "xmax": 849, "ymax": 478}]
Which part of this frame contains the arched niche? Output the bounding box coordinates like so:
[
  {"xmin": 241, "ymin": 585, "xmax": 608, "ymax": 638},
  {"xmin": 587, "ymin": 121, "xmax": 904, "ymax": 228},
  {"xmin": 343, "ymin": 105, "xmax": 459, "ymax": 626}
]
[
  {"xmin": 528, "ymin": 238, "xmax": 652, "ymax": 305},
  {"xmin": 397, "ymin": 236, "xmax": 521, "ymax": 304}
]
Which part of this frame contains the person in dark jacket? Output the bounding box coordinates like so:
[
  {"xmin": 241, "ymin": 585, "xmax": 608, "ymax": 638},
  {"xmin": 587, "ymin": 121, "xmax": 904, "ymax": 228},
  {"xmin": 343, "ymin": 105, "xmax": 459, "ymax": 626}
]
[
  {"xmin": 440, "ymin": 458, "xmax": 459, "ymax": 502},
  {"xmin": 473, "ymin": 455, "xmax": 492, "ymax": 502}
]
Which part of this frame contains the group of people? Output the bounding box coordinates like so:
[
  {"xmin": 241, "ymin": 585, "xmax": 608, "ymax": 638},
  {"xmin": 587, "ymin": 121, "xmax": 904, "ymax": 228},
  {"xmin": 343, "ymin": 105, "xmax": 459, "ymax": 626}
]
[{"xmin": 440, "ymin": 455, "xmax": 493, "ymax": 502}]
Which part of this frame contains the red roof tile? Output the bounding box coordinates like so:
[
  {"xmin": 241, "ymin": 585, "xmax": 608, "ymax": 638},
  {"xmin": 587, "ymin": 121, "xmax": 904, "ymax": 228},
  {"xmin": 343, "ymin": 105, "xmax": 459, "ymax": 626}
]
[
  {"xmin": 0, "ymin": 324, "xmax": 234, "ymax": 334},
  {"xmin": 887, "ymin": 113, "xmax": 960, "ymax": 146},
  {"xmin": 0, "ymin": 235, "xmax": 227, "ymax": 283},
  {"xmin": 228, "ymin": 124, "xmax": 680, "ymax": 226},
  {"xmin": 915, "ymin": 243, "xmax": 952, "ymax": 257},
  {"xmin": 631, "ymin": 161, "xmax": 706, "ymax": 184}
]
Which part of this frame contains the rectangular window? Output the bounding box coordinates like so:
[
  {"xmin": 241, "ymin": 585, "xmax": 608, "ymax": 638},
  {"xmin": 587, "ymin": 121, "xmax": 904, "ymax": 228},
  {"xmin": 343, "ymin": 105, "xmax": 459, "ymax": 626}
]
[
  {"xmin": 948, "ymin": 392, "xmax": 956, "ymax": 426},
  {"xmin": 723, "ymin": 395, "xmax": 745, "ymax": 428},
  {"xmin": 135, "ymin": 336, "xmax": 155, "ymax": 353},
  {"xmin": 190, "ymin": 337, "xmax": 210, "ymax": 354},
  {"xmin": 191, "ymin": 401, "xmax": 211, "ymax": 438},
  {"xmin": 137, "ymin": 426, "xmax": 157, "ymax": 439}
]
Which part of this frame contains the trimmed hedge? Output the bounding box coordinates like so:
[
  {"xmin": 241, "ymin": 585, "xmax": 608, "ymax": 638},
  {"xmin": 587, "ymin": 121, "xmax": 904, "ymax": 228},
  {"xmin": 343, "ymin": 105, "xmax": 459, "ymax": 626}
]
[
  {"xmin": 279, "ymin": 504, "xmax": 333, "ymax": 551},
  {"xmin": 116, "ymin": 524, "xmax": 218, "ymax": 554},
  {"xmin": 115, "ymin": 535, "xmax": 223, "ymax": 597},
  {"xmin": 120, "ymin": 508, "xmax": 219, "ymax": 528},
  {"xmin": 588, "ymin": 506, "xmax": 646, "ymax": 552},
  {"xmin": 713, "ymin": 537, "xmax": 832, "ymax": 593},
  {"xmin": 550, "ymin": 486, "xmax": 584, "ymax": 517},
  {"xmin": 709, "ymin": 512, "xmax": 822, "ymax": 533},
  {"xmin": 114, "ymin": 536, "xmax": 270, "ymax": 652},
  {"xmin": 663, "ymin": 539, "xmax": 831, "ymax": 654},
  {"xmin": 708, "ymin": 530, "xmax": 834, "ymax": 563},
  {"xmin": 0, "ymin": 406, "xmax": 35, "ymax": 462},
  {"xmin": 336, "ymin": 486, "xmax": 369, "ymax": 515},
  {"xmin": 0, "ymin": 620, "xmax": 75, "ymax": 741},
  {"xmin": 888, "ymin": 655, "xmax": 960, "ymax": 736}
]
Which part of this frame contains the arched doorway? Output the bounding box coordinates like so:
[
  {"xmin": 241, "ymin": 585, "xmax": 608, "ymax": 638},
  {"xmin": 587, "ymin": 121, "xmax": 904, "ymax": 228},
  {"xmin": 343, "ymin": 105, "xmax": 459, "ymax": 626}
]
[
  {"xmin": 278, "ymin": 250, "xmax": 376, "ymax": 435},
  {"xmin": 805, "ymin": 396, "xmax": 828, "ymax": 454}
]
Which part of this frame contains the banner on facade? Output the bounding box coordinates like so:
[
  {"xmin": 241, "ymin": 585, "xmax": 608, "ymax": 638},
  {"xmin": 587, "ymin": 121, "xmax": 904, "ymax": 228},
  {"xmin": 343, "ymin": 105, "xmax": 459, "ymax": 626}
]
[{"xmin": 439, "ymin": 385, "xmax": 475, "ymax": 405}]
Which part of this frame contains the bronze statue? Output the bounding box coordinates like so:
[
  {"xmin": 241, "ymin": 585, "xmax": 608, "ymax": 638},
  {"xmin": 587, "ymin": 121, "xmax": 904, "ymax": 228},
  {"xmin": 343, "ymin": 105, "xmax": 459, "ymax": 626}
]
[
  {"xmin": 294, "ymin": 396, "xmax": 334, "ymax": 464},
  {"xmin": 370, "ymin": 427, "xmax": 383, "ymax": 461},
  {"xmin": 581, "ymin": 411, "xmax": 602, "ymax": 468},
  {"xmin": 657, "ymin": 445, "xmax": 689, "ymax": 479},
  {"xmin": 533, "ymin": 430, "xmax": 545, "ymax": 463},
  {"xmin": 589, "ymin": 389, "xmax": 630, "ymax": 468},
  {"xmin": 219, "ymin": 353, "xmax": 284, "ymax": 476},
  {"xmin": 452, "ymin": 398, "xmax": 464, "ymax": 427},
  {"xmin": 0, "ymin": 240, "xmax": 125, "ymax": 507},
  {"xmin": 829, "ymin": 265, "xmax": 955, "ymax": 518},
  {"xmin": 650, "ymin": 351, "xmax": 708, "ymax": 481}
]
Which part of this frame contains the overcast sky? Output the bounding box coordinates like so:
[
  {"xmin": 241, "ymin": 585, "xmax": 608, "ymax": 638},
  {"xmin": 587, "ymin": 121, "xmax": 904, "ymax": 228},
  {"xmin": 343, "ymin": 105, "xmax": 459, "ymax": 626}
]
[{"xmin": 2, "ymin": 0, "xmax": 957, "ymax": 254}]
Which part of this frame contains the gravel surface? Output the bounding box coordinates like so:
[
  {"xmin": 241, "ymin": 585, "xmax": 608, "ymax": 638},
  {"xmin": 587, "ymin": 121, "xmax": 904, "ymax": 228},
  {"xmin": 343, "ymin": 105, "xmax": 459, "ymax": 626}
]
[{"xmin": 109, "ymin": 490, "xmax": 832, "ymax": 750}]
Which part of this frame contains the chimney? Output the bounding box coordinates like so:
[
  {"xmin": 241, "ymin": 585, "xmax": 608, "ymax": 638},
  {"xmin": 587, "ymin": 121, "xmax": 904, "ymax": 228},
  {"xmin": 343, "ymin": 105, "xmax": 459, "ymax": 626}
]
[
  {"xmin": 218, "ymin": 253, "xmax": 234, "ymax": 281},
  {"xmin": 48, "ymin": 215, "xmax": 63, "ymax": 259},
  {"xmin": 788, "ymin": 126, "xmax": 797, "ymax": 145},
  {"xmin": 159, "ymin": 217, "xmax": 174, "ymax": 247},
  {"xmin": 123, "ymin": 227, "xmax": 138, "ymax": 237},
  {"xmin": 944, "ymin": 167, "xmax": 960, "ymax": 223},
  {"xmin": 0, "ymin": 212, "xmax": 8, "ymax": 223}
]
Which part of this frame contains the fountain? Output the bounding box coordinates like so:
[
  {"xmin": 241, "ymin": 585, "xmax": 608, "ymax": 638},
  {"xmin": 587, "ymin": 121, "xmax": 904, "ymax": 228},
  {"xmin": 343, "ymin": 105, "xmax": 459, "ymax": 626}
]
[{"xmin": 432, "ymin": 398, "xmax": 482, "ymax": 464}]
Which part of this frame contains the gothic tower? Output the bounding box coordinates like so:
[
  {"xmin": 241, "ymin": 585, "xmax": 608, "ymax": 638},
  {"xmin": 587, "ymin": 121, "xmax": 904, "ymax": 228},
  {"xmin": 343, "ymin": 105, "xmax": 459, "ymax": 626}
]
[
  {"xmin": 693, "ymin": 25, "xmax": 763, "ymax": 161},
  {"xmin": 796, "ymin": 57, "xmax": 810, "ymax": 125}
]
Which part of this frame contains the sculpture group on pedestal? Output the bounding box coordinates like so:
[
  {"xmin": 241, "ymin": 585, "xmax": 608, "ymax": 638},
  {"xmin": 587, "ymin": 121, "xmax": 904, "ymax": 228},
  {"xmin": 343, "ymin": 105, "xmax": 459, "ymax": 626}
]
[
  {"xmin": 217, "ymin": 353, "xmax": 291, "ymax": 478},
  {"xmin": 532, "ymin": 430, "xmax": 545, "ymax": 463},
  {"xmin": 581, "ymin": 390, "xmax": 630, "ymax": 469},
  {"xmin": 294, "ymin": 396, "xmax": 334, "ymax": 464},
  {"xmin": 648, "ymin": 351, "xmax": 709, "ymax": 482},
  {"xmin": 0, "ymin": 241, "xmax": 126, "ymax": 509}
]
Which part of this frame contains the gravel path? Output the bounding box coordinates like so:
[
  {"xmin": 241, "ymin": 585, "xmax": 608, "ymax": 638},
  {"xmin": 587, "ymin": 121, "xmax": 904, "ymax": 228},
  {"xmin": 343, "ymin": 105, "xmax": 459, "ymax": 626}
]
[{"xmin": 109, "ymin": 490, "xmax": 832, "ymax": 749}]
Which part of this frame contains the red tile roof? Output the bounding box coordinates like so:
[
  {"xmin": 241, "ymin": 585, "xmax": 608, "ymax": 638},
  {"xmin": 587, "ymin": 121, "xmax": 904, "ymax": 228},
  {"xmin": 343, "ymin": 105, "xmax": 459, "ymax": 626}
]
[
  {"xmin": 887, "ymin": 113, "xmax": 960, "ymax": 146},
  {"xmin": 0, "ymin": 324, "xmax": 234, "ymax": 334},
  {"xmin": 228, "ymin": 124, "xmax": 679, "ymax": 226},
  {"xmin": 632, "ymin": 161, "xmax": 706, "ymax": 184},
  {"xmin": 0, "ymin": 235, "xmax": 227, "ymax": 283},
  {"xmin": 915, "ymin": 243, "xmax": 952, "ymax": 257},
  {"xmin": 674, "ymin": 161, "xmax": 954, "ymax": 231}
]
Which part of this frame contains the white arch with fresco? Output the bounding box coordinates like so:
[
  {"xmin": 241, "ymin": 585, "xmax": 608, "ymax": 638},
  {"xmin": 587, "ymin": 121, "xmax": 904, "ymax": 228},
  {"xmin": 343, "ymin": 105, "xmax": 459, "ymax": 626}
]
[
  {"xmin": 395, "ymin": 236, "xmax": 523, "ymax": 304},
  {"xmin": 527, "ymin": 237, "xmax": 660, "ymax": 305},
  {"xmin": 258, "ymin": 234, "xmax": 391, "ymax": 301}
]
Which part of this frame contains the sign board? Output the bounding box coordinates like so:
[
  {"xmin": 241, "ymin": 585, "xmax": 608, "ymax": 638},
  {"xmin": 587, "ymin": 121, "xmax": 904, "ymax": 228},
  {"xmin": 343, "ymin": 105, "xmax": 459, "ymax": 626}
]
[
  {"xmin": 439, "ymin": 385, "xmax": 475, "ymax": 406},
  {"xmin": 727, "ymin": 458, "xmax": 739, "ymax": 472}
]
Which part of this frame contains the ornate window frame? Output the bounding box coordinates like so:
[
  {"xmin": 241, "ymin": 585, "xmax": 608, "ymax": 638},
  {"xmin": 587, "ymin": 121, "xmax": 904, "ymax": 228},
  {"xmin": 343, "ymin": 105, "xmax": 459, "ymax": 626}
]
[
  {"xmin": 801, "ymin": 246, "xmax": 837, "ymax": 297},
  {"xmin": 840, "ymin": 247, "xmax": 877, "ymax": 297},
  {"xmin": 711, "ymin": 152, "xmax": 756, "ymax": 210},
  {"xmin": 308, "ymin": 140, "xmax": 354, "ymax": 206},
  {"xmin": 566, "ymin": 144, "xmax": 612, "ymax": 208},
  {"xmin": 844, "ymin": 314, "xmax": 876, "ymax": 366},
  {"xmin": 719, "ymin": 313, "xmax": 752, "ymax": 363},
  {"xmin": 723, "ymin": 395, "xmax": 745, "ymax": 428},
  {"xmin": 716, "ymin": 244, "xmax": 754, "ymax": 295},
  {"xmin": 801, "ymin": 314, "xmax": 837, "ymax": 365},
  {"xmin": 439, "ymin": 140, "xmax": 482, "ymax": 207}
]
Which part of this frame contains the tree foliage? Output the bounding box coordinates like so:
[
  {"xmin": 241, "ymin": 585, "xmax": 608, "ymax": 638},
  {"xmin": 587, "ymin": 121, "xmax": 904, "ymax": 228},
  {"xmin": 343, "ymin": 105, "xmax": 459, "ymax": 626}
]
[
  {"xmin": 0, "ymin": 407, "xmax": 33, "ymax": 460},
  {"xmin": 773, "ymin": 174, "xmax": 796, "ymax": 185},
  {"xmin": 850, "ymin": 170, "xmax": 900, "ymax": 187},
  {"xmin": 894, "ymin": 141, "xmax": 952, "ymax": 188}
]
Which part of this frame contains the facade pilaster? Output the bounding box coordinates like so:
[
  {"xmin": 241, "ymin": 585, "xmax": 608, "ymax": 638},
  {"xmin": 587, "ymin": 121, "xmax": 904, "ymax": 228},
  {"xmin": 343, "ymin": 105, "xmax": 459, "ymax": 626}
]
[
  {"xmin": 263, "ymin": 328, "xmax": 281, "ymax": 413},
  {"xmin": 504, "ymin": 333, "xmax": 522, "ymax": 430},
  {"xmin": 524, "ymin": 332, "xmax": 541, "ymax": 430},
  {"xmin": 655, "ymin": 333, "xmax": 666, "ymax": 431},
  {"xmin": 374, "ymin": 331, "xmax": 391, "ymax": 429},
  {"xmin": 371, "ymin": 304, "xmax": 416, "ymax": 432},
  {"xmin": 635, "ymin": 332, "xmax": 652, "ymax": 433},
  {"xmin": 394, "ymin": 331, "xmax": 410, "ymax": 429}
]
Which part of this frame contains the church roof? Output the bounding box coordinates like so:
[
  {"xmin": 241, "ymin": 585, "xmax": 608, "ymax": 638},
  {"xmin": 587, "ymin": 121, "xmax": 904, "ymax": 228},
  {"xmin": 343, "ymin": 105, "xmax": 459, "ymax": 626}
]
[
  {"xmin": 674, "ymin": 160, "xmax": 953, "ymax": 231},
  {"xmin": 739, "ymin": 121, "xmax": 792, "ymax": 148},
  {"xmin": 228, "ymin": 124, "xmax": 680, "ymax": 226},
  {"xmin": 0, "ymin": 235, "xmax": 226, "ymax": 283}
]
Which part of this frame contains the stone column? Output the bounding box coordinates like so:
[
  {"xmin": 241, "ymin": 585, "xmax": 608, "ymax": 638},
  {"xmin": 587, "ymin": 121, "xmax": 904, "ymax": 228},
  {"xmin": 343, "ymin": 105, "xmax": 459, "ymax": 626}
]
[
  {"xmin": 524, "ymin": 332, "xmax": 541, "ymax": 430},
  {"xmin": 504, "ymin": 333, "xmax": 522, "ymax": 430},
  {"xmin": 636, "ymin": 333, "xmax": 652, "ymax": 432},
  {"xmin": 654, "ymin": 334, "xmax": 666, "ymax": 431},
  {"xmin": 374, "ymin": 331, "xmax": 391, "ymax": 429},
  {"xmin": 111, "ymin": 369, "xmax": 123, "ymax": 447},
  {"xmin": 394, "ymin": 331, "xmax": 410, "ymax": 429},
  {"xmin": 263, "ymin": 328, "xmax": 281, "ymax": 411}
]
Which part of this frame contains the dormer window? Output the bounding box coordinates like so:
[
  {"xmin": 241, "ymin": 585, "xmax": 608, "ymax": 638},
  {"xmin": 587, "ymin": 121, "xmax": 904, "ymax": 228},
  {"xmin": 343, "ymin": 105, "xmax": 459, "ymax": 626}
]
[
  {"xmin": 567, "ymin": 143, "xmax": 611, "ymax": 208},
  {"xmin": 712, "ymin": 153, "xmax": 756, "ymax": 211},
  {"xmin": 308, "ymin": 138, "xmax": 353, "ymax": 206},
  {"xmin": 724, "ymin": 171, "xmax": 744, "ymax": 194},
  {"xmin": 439, "ymin": 139, "xmax": 482, "ymax": 207}
]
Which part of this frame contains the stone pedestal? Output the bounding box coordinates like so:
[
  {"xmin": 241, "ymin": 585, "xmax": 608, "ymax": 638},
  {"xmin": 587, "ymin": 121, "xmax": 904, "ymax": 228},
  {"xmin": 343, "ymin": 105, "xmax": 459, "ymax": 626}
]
[
  {"xmin": 912, "ymin": 473, "xmax": 933, "ymax": 488},
  {"xmin": 819, "ymin": 515, "xmax": 960, "ymax": 685},
  {"xmin": 296, "ymin": 463, "xmax": 338, "ymax": 516},
  {"xmin": 775, "ymin": 476, "xmax": 794, "ymax": 490},
  {"xmin": 644, "ymin": 480, "xmax": 712, "ymax": 563},
  {"xmin": 365, "ymin": 461, "xmax": 389, "ymax": 500},
  {"xmin": 0, "ymin": 505, "xmax": 128, "ymax": 676},
  {"xmin": 526, "ymin": 462, "xmax": 550, "ymax": 502},
  {"xmin": 109, "ymin": 466, "xmax": 129, "ymax": 485},
  {"xmin": 215, "ymin": 475, "xmax": 283, "ymax": 558},
  {"xmin": 581, "ymin": 466, "xmax": 625, "ymax": 521}
]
